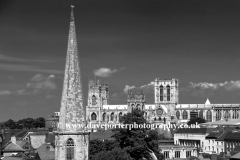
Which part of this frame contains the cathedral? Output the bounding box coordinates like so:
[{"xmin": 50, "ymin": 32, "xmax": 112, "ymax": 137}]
[
  {"xmin": 54, "ymin": 5, "xmax": 240, "ymax": 160},
  {"xmin": 86, "ymin": 78, "xmax": 240, "ymax": 127}
]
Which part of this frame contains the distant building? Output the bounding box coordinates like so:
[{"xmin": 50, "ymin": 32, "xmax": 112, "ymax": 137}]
[{"xmin": 45, "ymin": 112, "xmax": 59, "ymax": 130}]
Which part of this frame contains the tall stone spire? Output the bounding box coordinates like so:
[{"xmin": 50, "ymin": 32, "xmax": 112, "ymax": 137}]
[
  {"xmin": 55, "ymin": 6, "xmax": 89, "ymax": 160},
  {"xmin": 58, "ymin": 5, "xmax": 84, "ymax": 132}
]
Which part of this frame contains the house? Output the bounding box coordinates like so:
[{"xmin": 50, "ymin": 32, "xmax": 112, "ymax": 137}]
[
  {"xmin": 1, "ymin": 141, "xmax": 25, "ymax": 157},
  {"xmin": 34, "ymin": 143, "xmax": 55, "ymax": 160}
]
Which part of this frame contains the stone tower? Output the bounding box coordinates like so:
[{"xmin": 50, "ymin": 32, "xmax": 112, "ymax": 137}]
[
  {"xmin": 86, "ymin": 80, "xmax": 109, "ymax": 124},
  {"xmin": 55, "ymin": 6, "xmax": 89, "ymax": 160},
  {"xmin": 127, "ymin": 88, "xmax": 146, "ymax": 112},
  {"xmin": 154, "ymin": 78, "xmax": 179, "ymax": 120}
]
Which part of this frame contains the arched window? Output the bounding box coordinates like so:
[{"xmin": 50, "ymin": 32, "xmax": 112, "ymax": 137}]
[
  {"xmin": 91, "ymin": 112, "xmax": 97, "ymax": 121},
  {"xmin": 160, "ymin": 86, "xmax": 163, "ymax": 101},
  {"xmin": 119, "ymin": 112, "xmax": 122, "ymax": 121},
  {"xmin": 236, "ymin": 111, "xmax": 239, "ymax": 119},
  {"xmin": 92, "ymin": 95, "xmax": 97, "ymax": 105},
  {"xmin": 176, "ymin": 110, "xmax": 180, "ymax": 119},
  {"xmin": 102, "ymin": 113, "xmax": 106, "ymax": 122},
  {"xmin": 182, "ymin": 110, "xmax": 188, "ymax": 120},
  {"xmin": 199, "ymin": 110, "xmax": 203, "ymax": 119},
  {"xmin": 216, "ymin": 110, "xmax": 222, "ymax": 120},
  {"xmin": 66, "ymin": 138, "xmax": 74, "ymax": 160},
  {"xmin": 111, "ymin": 112, "xmax": 114, "ymax": 121},
  {"xmin": 136, "ymin": 104, "xmax": 141, "ymax": 110},
  {"xmin": 206, "ymin": 110, "xmax": 212, "ymax": 122},
  {"xmin": 167, "ymin": 85, "xmax": 170, "ymax": 101}
]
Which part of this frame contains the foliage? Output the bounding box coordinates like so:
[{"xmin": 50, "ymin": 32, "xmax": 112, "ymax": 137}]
[
  {"xmin": 90, "ymin": 109, "xmax": 164, "ymax": 160},
  {"xmin": 187, "ymin": 117, "xmax": 206, "ymax": 125},
  {"xmin": 0, "ymin": 117, "xmax": 45, "ymax": 129}
]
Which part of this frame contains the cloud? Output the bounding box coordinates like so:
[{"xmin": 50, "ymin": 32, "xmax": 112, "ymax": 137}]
[
  {"xmin": 189, "ymin": 81, "xmax": 240, "ymax": 91},
  {"xmin": 123, "ymin": 81, "xmax": 155, "ymax": 94},
  {"xmin": 0, "ymin": 54, "xmax": 50, "ymax": 63},
  {"xmin": 0, "ymin": 63, "xmax": 63, "ymax": 74},
  {"xmin": 0, "ymin": 90, "xmax": 11, "ymax": 96},
  {"xmin": 17, "ymin": 74, "xmax": 56, "ymax": 96},
  {"xmin": 123, "ymin": 85, "xmax": 136, "ymax": 94},
  {"xmin": 93, "ymin": 67, "xmax": 125, "ymax": 78}
]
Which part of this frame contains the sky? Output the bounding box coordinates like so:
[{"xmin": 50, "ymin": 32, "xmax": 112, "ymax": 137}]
[{"xmin": 1, "ymin": 0, "xmax": 240, "ymax": 121}]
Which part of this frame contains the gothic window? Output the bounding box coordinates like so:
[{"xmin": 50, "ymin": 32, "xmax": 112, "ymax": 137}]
[
  {"xmin": 92, "ymin": 95, "xmax": 97, "ymax": 105},
  {"xmin": 236, "ymin": 111, "xmax": 239, "ymax": 119},
  {"xmin": 206, "ymin": 110, "xmax": 212, "ymax": 122},
  {"xmin": 182, "ymin": 110, "xmax": 188, "ymax": 120},
  {"xmin": 176, "ymin": 110, "xmax": 180, "ymax": 119},
  {"xmin": 160, "ymin": 86, "xmax": 163, "ymax": 101},
  {"xmin": 111, "ymin": 112, "xmax": 114, "ymax": 121},
  {"xmin": 119, "ymin": 112, "xmax": 122, "ymax": 121},
  {"xmin": 167, "ymin": 85, "xmax": 170, "ymax": 101},
  {"xmin": 216, "ymin": 110, "xmax": 222, "ymax": 120},
  {"xmin": 199, "ymin": 110, "xmax": 203, "ymax": 119},
  {"xmin": 190, "ymin": 111, "xmax": 198, "ymax": 120},
  {"xmin": 102, "ymin": 113, "xmax": 106, "ymax": 122},
  {"xmin": 66, "ymin": 138, "xmax": 74, "ymax": 160},
  {"xmin": 136, "ymin": 104, "xmax": 141, "ymax": 110},
  {"xmin": 91, "ymin": 112, "xmax": 97, "ymax": 121}
]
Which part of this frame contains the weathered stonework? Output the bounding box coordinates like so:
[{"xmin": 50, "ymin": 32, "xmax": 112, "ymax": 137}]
[{"xmin": 55, "ymin": 6, "xmax": 89, "ymax": 160}]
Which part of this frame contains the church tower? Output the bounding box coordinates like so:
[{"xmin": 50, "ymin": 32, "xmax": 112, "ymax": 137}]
[{"xmin": 55, "ymin": 6, "xmax": 89, "ymax": 160}]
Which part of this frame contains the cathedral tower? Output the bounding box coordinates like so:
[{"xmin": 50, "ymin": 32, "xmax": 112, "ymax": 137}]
[
  {"xmin": 86, "ymin": 80, "xmax": 109, "ymax": 124},
  {"xmin": 55, "ymin": 6, "xmax": 89, "ymax": 160},
  {"xmin": 154, "ymin": 78, "xmax": 179, "ymax": 121}
]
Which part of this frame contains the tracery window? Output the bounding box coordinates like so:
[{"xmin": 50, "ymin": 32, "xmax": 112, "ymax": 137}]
[
  {"xmin": 176, "ymin": 110, "xmax": 180, "ymax": 119},
  {"xmin": 102, "ymin": 113, "xmax": 106, "ymax": 122},
  {"xmin": 160, "ymin": 86, "xmax": 163, "ymax": 101},
  {"xmin": 182, "ymin": 110, "xmax": 188, "ymax": 120},
  {"xmin": 167, "ymin": 85, "xmax": 170, "ymax": 101},
  {"xmin": 92, "ymin": 95, "xmax": 97, "ymax": 105},
  {"xmin": 91, "ymin": 112, "xmax": 97, "ymax": 121},
  {"xmin": 66, "ymin": 138, "xmax": 74, "ymax": 160},
  {"xmin": 199, "ymin": 110, "xmax": 203, "ymax": 119},
  {"xmin": 206, "ymin": 110, "xmax": 212, "ymax": 122},
  {"xmin": 111, "ymin": 112, "xmax": 114, "ymax": 121}
]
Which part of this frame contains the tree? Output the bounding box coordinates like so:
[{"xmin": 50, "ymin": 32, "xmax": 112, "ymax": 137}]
[
  {"xmin": 90, "ymin": 109, "xmax": 164, "ymax": 160},
  {"xmin": 187, "ymin": 117, "xmax": 206, "ymax": 126},
  {"xmin": 112, "ymin": 109, "xmax": 164, "ymax": 160}
]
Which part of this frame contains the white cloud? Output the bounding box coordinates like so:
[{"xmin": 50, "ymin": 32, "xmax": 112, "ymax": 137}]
[
  {"xmin": 123, "ymin": 81, "xmax": 155, "ymax": 94},
  {"xmin": 93, "ymin": 67, "xmax": 125, "ymax": 78},
  {"xmin": 123, "ymin": 85, "xmax": 136, "ymax": 94},
  {"xmin": 0, "ymin": 90, "xmax": 11, "ymax": 96},
  {"xmin": 17, "ymin": 74, "xmax": 56, "ymax": 96},
  {"xmin": 189, "ymin": 81, "xmax": 240, "ymax": 91}
]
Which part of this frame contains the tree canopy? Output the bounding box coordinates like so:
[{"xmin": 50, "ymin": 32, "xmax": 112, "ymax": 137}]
[
  {"xmin": 0, "ymin": 117, "xmax": 45, "ymax": 129},
  {"xmin": 90, "ymin": 109, "xmax": 164, "ymax": 160}
]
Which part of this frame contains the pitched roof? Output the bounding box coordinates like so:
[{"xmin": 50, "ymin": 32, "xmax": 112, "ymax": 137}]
[
  {"xmin": 2, "ymin": 142, "xmax": 25, "ymax": 152},
  {"xmin": 205, "ymin": 98, "xmax": 211, "ymax": 105},
  {"xmin": 2, "ymin": 157, "xmax": 23, "ymax": 160},
  {"xmin": 224, "ymin": 130, "xmax": 240, "ymax": 140},
  {"xmin": 16, "ymin": 140, "xmax": 28, "ymax": 148},
  {"xmin": 175, "ymin": 128, "xmax": 217, "ymax": 134},
  {"xmin": 205, "ymin": 131, "xmax": 223, "ymax": 139},
  {"xmin": 216, "ymin": 132, "xmax": 227, "ymax": 141},
  {"xmin": 35, "ymin": 143, "xmax": 55, "ymax": 160},
  {"xmin": 230, "ymin": 152, "xmax": 240, "ymax": 159}
]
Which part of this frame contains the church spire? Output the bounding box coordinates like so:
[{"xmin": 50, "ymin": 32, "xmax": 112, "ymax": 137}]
[{"xmin": 58, "ymin": 5, "xmax": 85, "ymax": 132}]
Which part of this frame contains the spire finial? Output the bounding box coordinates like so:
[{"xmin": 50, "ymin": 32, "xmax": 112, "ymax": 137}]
[{"xmin": 70, "ymin": 5, "xmax": 74, "ymax": 22}]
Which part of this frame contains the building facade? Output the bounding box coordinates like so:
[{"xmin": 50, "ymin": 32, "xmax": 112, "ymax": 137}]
[{"xmin": 86, "ymin": 78, "xmax": 240, "ymax": 126}]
